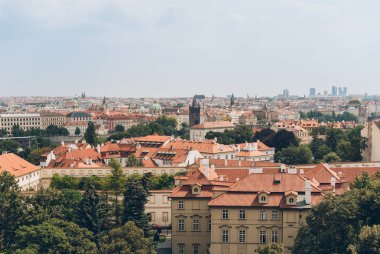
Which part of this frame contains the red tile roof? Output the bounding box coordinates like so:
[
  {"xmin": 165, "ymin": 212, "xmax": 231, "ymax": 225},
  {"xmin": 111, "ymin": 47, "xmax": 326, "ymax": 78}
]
[
  {"xmin": 0, "ymin": 153, "xmax": 40, "ymax": 177},
  {"xmin": 191, "ymin": 121, "xmax": 235, "ymax": 129}
]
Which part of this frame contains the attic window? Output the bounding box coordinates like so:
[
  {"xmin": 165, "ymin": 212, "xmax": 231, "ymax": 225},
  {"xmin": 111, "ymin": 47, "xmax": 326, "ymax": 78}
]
[
  {"xmin": 289, "ymin": 197, "xmax": 294, "ymax": 203},
  {"xmin": 261, "ymin": 196, "xmax": 267, "ymax": 202},
  {"xmin": 258, "ymin": 193, "xmax": 269, "ymax": 204},
  {"xmin": 192, "ymin": 185, "xmax": 200, "ymax": 195}
]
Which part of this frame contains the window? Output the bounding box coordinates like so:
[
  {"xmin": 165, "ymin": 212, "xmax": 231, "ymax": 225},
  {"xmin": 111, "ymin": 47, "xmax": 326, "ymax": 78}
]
[
  {"xmin": 289, "ymin": 197, "xmax": 295, "ymax": 204},
  {"xmin": 272, "ymin": 210, "xmax": 279, "ymax": 220},
  {"xmin": 178, "ymin": 219, "xmax": 185, "ymax": 231},
  {"xmin": 222, "ymin": 229, "xmax": 229, "ymax": 243},
  {"xmin": 149, "ymin": 195, "xmax": 155, "ymax": 204},
  {"xmin": 238, "ymin": 230, "xmax": 246, "ymax": 243},
  {"xmin": 260, "ymin": 195, "xmax": 267, "ymax": 202},
  {"xmin": 192, "ymin": 219, "xmax": 200, "ymax": 231},
  {"xmin": 163, "ymin": 212, "xmax": 168, "ymax": 222},
  {"xmin": 259, "ymin": 211, "xmax": 267, "ymax": 220},
  {"xmin": 179, "ymin": 244, "xmax": 185, "ymax": 254},
  {"xmin": 259, "ymin": 230, "xmax": 267, "ymax": 243},
  {"xmin": 222, "ymin": 210, "xmax": 229, "ymax": 220},
  {"xmin": 163, "ymin": 195, "xmax": 168, "ymax": 204},
  {"xmin": 178, "ymin": 201, "xmax": 185, "ymax": 210},
  {"xmin": 239, "ymin": 210, "xmax": 246, "ymax": 219},
  {"xmin": 192, "ymin": 245, "xmax": 199, "ymax": 254},
  {"xmin": 272, "ymin": 230, "xmax": 278, "ymax": 243},
  {"xmin": 208, "ymin": 219, "xmax": 211, "ymax": 231}
]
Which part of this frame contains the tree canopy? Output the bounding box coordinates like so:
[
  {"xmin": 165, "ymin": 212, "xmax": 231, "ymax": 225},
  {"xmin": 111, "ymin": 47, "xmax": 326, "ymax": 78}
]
[{"xmin": 293, "ymin": 172, "xmax": 380, "ymax": 254}]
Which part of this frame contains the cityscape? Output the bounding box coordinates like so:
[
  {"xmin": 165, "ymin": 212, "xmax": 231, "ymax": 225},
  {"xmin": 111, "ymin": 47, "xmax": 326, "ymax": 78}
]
[{"xmin": 1, "ymin": 1, "xmax": 380, "ymax": 254}]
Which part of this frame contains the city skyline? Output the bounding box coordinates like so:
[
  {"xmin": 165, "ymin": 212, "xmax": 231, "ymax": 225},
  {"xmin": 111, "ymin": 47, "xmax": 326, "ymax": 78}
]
[{"xmin": 1, "ymin": 1, "xmax": 380, "ymax": 97}]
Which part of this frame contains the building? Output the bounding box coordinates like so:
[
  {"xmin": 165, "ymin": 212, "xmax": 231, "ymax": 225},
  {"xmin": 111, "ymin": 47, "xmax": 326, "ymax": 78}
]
[
  {"xmin": 190, "ymin": 121, "xmax": 235, "ymax": 140},
  {"xmin": 66, "ymin": 111, "xmax": 92, "ymax": 123},
  {"xmin": 0, "ymin": 152, "xmax": 41, "ymax": 190},
  {"xmin": 309, "ymin": 88, "xmax": 316, "ymax": 97},
  {"xmin": 170, "ymin": 160, "xmax": 233, "ymax": 254},
  {"xmin": 0, "ymin": 113, "xmax": 41, "ymax": 133},
  {"xmin": 189, "ymin": 97, "xmax": 201, "ymax": 127},
  {"xmin": 40, "ymin": 112, "xmax": 67, "ymax": 129},
  {"xmin": 332, "ymin": 86, "xmax": 338, "ymax": 96},
  {"xmin": 166, "ymin": 139, "xmax": 238, "ymax": 160},
  {"xmin": 361, "ymin": 117, "xmax": 380, "ymax": 161},
  {"xmin": 63, "ymin": 121, "xmax": 88, "ymax": 136},
  {"xmin": 170, "ymin": 161, "xmax": 379, "ymax": 254},
  {"xmin": 146, "ymin": 190, "xmax": 172, "ymax": 227},
  {"xmin": 149, "ymin": 103, "xmax": 162, "ymax": 115},
  {"xmin": 235, "ymin": 142, "xmax": 275, "ymax": 161},
  {"xmin": 208, "ymin": 173, "xmax": 323, "ymax": 254},
  {"xmin": 283, "ymin": 89, "xmax": 289, "ymax": 98}
]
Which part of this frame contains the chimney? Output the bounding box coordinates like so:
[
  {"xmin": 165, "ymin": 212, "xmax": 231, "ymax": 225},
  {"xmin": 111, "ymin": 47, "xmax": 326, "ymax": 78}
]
[
  {"xmin": 305, "ymin": 180, "xmax": 312, "ymax": 205},
  {"xmin": 96, "ymin": 144, "xmax": 101, "ymax": 154},
  {"xmin": 330, "ymin": 177, "xmax": 336, "ymax": 194},
  {"xmin": 238, "ymin": 160, "xmax": 241, "ymax": 166},
  {"xmin": 224, "ymin": 159, "xmax": 228, "ymax": 166},
  {"xmin": 61, "ymin": 141, "xmax": 65, "ymax": 146}
]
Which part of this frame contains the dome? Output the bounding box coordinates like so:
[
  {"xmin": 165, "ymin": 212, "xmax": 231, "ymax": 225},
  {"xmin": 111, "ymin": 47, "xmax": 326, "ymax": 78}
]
[{"xmin": 150, "ymin": 103, "xmax": 162, "ymax": 110}]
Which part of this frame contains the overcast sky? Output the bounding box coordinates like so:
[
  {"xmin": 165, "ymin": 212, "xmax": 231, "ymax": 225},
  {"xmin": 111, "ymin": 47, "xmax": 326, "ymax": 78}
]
[{"xmin": 1, "ymin": 0, "xmax": 380, "ymax": 98}]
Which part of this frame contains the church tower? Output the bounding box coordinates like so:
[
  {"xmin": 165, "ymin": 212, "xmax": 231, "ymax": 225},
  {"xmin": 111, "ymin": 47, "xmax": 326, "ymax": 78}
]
[{"xmin": 189, "ymin": 97, "xmax": 201, "ymax": 127}]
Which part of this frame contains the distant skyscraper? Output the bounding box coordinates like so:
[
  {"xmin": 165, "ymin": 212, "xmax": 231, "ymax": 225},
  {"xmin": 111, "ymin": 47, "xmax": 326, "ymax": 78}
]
[
  {"xmin": 309, "ymin": 88, "xmax": 316, "ymax": 97},
  {"xmin": 332, "ymin": 86, "xmax": 338, "ymax": 96},
  {"xmin": 343, "ymin": 87, "xmax": 348, "ymax": 97},
  {"xmin": 189, "ymin": 96, "xmax": 201, "ymax": 127},
  {"xmin": 283, "ymin": 89, "xmax": 289, "ymax": 98},
  {"xmin": 338, "ymin": 87, "xmax": 343, "ymax": 96}
]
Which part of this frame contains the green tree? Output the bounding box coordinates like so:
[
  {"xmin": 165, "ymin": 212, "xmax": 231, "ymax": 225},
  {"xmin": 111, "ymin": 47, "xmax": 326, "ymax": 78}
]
[
  {"xmin": 51, "ymin": 174, "xmax": 80, "ymax": 190},
  {"xmin": 13, "ymin": 219, "xmax": 97, "ymax": 254},
  {"xmin": 11, "ymin": 125, "xmax": 25, "ymax": 137},
  {"xmin": 126, "ymin": 154, "xmax": 143, "ymax": 167},
  {"xmin": 255, "ymin": 243, "xmax": 284, "ymax": 254},
  {"xmin": 27, "ymin": 147, "xmax": 51, "ymax": 165},
  {"xmin": 336, "ymin": 140, "xmax": 352, "ymax": 161},
  {"xmin": 74, "ymin": 183, "xmax": 111, "ymax": 241},
  {"xmin": 323, "ymin": 152, "xmax": 341, "ymax": 163},
  {"xmin": 0, "ymin": 140, "xmax": 19, "ymax": 154},
  {"xmin": 270, "ymin": 129, "xmax": 299, "ymax": 151},
  {"xmin": 99, "ymin": 221, "xmax": 156, "ymax": 254},
  {"xmin": 350, "ymin": 225, "xmax": 380, "ymax": 254},
  {"xmin": 0, "ymin": 129, "xmax": 8, "ymax": 137},
  {"xmin": 122, "ymin": 178, "xmax": 150, "ymax": 236},
  {"xmin": 107, "ymin": 158, "xmax": 126, "ymax": 225},
  {"xmin": 0, "ymin": 172, "xmax": 26, "ymax": 251},
  {"xmin": 294, "ymin": 173, "xmax": 380, "ymax": 254},
  {"xmin": 114, "ymin": 124, "xmax": 125, "ymax": 132},
  {"xmin": 84, "ymin": 121, "xmax": 96, "ymax": 145},
  {"xmin": 75, "ymin": 127, "xmax": 81, "ymax": 136},
  {"xmin": 24, "ymin": 188, "xmax": 69, "ymax": 225},
  {"xmin": 274, "ymin": 145, "xmax": 313, "ymax": 165},
  {"xmin": 252, "ymin": 128, "xmax": 276, "ymax": 145}
]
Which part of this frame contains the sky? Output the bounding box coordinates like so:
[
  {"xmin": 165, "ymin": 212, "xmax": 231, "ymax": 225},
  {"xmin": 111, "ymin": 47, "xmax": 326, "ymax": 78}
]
[{"xmin": 1, "ymin": 0, "xmax": 380, "ymax": 98}]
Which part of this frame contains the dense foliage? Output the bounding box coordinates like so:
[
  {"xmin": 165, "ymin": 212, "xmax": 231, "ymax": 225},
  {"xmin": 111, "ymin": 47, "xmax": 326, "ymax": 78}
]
[
  {"xmin": 205, "ymin": 125, "xmax": 255, "ymax": 144},
  {"xmin": 107, "ymin": 115, "xmax": 189, "ymax": 140},
  {"xmin": 301, "ymin": 110, "xmax": 359, "ymax": 122},
  {"xmin": 51, "ymin": 172, "xmax": 175, "ymax": 191},
  {"xmin": 0, "ymin": 171, "xmax": 156, "ymax": 254},
  {"xmin": 11, "ymin": 124, "xmax": 69, "ymax": 137},
  {"xmin": 293, "ymin": 172, "xmax": 380, "ymax": 254},
  {"xmin": 310, "ymin": 126, "xmax": 366, "ymax": 163}
]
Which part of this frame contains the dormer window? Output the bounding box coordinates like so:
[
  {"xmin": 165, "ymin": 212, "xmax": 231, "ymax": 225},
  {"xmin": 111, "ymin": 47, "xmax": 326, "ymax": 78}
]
[
  {"xmin": 258, "ymin": 191, "xmax": 270, "ymax": 204},
  {"xmin": 192, "ymin": 184, "xmax": 201, "ymax": 195},
  {"xmin": 285, "ymin": 191, "xmax": 298, "ymax": 206}
]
